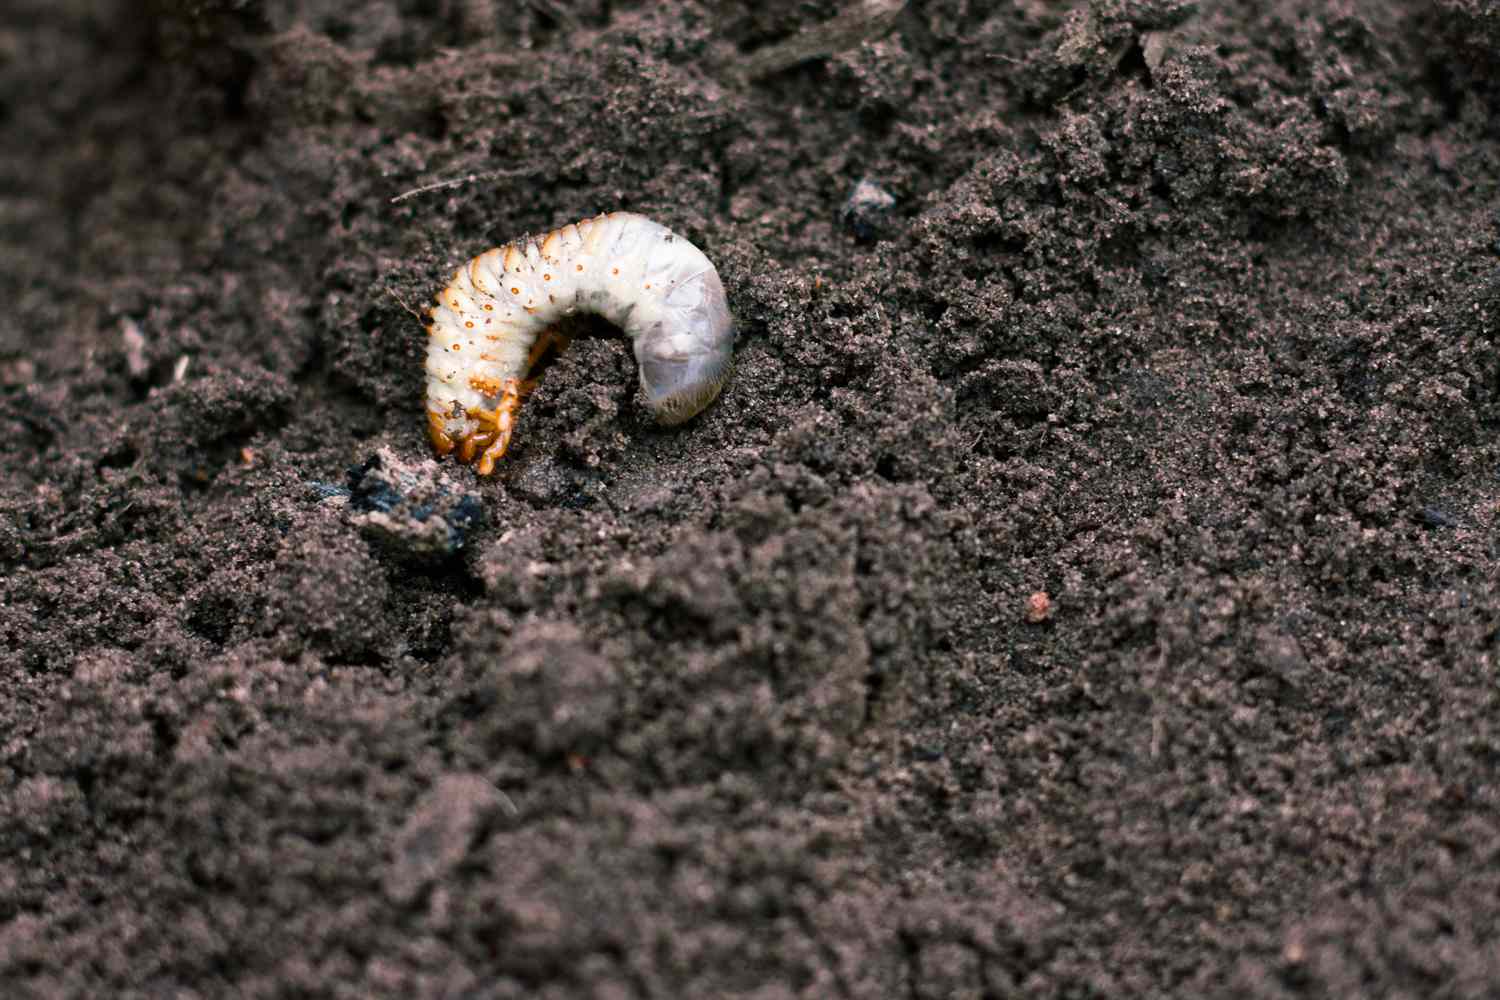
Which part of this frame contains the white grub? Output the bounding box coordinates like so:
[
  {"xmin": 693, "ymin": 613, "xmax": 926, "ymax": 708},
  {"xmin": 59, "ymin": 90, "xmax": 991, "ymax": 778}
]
[{"xmin": 423, "ymin": 212, "xmax": 734, "ymax": 475}]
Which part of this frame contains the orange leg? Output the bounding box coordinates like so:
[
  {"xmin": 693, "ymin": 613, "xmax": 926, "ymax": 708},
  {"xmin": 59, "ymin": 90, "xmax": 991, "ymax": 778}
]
[
  {"xmin": 457, "ymin": 427, "xmax": 486, "ymax": 465},
  {"xmin": 472, "ymin": 379, "xmax": 523, "ymax": 475},
  {"xmin": 526, "ymin": 326, "xmax": 573, "ymax": 371},
  {"xmin": 467, "ymin": 329, "xmax": 569, "ymax": 470},
  {"xmin": 427, "ymin": 409, "xmax": 456, "ymax": 457},
  {"xmin": 435, "ymin": 329, "xmax": 573, "ymax": 473}
]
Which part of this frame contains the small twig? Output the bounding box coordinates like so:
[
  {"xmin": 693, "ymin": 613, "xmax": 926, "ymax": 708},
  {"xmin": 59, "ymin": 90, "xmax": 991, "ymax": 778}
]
[
  {"xmin": 737, "ymin": 0, "xmax": 905, "ymax": 81},
  {"xmin": 385, "ymin": 286, "xmax": 423, "ymax": 321},
  {"xmin": 390, "ymin": 166, "xmax": 531, "ymax": 204}
]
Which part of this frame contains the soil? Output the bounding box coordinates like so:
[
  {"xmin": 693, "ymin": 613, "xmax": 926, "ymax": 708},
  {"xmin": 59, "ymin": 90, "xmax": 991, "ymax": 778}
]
[{"xmin": 3, "ymin": 1, "xmax": 1500, "ymax": 996}]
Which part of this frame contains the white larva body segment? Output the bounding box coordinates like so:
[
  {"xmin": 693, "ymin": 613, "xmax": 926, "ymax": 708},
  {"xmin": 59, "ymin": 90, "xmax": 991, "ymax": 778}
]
[{"xmin": 423, "ymin": 212, "xmax": 734, "ymax": 474}]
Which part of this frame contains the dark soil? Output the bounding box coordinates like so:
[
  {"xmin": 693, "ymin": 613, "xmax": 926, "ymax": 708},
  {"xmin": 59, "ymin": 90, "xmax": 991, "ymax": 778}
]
[{"xmin": 4, "ymin": 1, "xmax": 1500, "ymax": 996}]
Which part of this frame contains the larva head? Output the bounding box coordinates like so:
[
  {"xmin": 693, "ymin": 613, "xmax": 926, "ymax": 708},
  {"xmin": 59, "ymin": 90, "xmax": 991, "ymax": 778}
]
[{"xmin": 634, "ymin": 270, "xmax": 734, "ymax": 426}]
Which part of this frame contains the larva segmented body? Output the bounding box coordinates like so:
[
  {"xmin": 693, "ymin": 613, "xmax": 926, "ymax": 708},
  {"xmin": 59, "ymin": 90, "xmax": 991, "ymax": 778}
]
[{"xmin": 423, "ymin": 212, "xmax": 734, "ymax": 475}]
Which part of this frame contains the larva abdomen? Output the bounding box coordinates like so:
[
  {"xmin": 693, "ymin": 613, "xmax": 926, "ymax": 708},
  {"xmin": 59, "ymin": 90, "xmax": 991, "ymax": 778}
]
[{"xmin": 423, "ymin": 212, "xmax": 734, "ymax": 475}]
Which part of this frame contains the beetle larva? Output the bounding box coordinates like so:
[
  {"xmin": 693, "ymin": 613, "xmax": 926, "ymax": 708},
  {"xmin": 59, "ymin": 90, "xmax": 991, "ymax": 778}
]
[{"xmin": 422, "ymin": 211, "xmax": 734, "ymax": 475}]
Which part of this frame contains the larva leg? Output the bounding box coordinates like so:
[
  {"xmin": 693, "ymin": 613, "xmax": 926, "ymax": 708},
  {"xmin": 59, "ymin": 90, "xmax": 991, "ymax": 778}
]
[
  {"xmin": 456, "ymin": 424, "xmax": 486, "ymax": 465},
  {"xmin": 471, "ymin": 378, "xmax": 524, "ymax": 476},
  {"xmin": 525, "ymin": 325, "xmax": 573, "ymax": 371},
  {"xmin": 427, "ymin": 408, "xmax": 457, "ymax": 457},
  {"xmin": 513, "ymin": 327, "xmax": 571, "ymax": 401}
]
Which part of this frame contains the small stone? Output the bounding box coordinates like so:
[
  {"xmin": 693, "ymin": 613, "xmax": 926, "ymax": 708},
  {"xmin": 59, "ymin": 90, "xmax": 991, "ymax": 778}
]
[
  {"xmin": 1023, "ymin": 590, "xmax": 1052, "ymax": 624},
  {"xmin": 121, "ymin": 318, "xmax": 150, "ymax": 379},
  {"xmin": 1418, "ymin": 505, "xmax": 1456, "ymax": 528},
  {"xmin": 841, "ymin": 177, "xmax": 897, "ymax": 239},
  {"xmin": 346, "ymin": 447, "xmax": 484, "ymax": 561},
  {"xmin": 0, "ymin": 356, "xmax": 36, "ymax": 386}
]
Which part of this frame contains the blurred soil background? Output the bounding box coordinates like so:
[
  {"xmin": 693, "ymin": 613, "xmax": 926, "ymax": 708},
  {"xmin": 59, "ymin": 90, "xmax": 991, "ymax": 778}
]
[{"xmin": 3, "ymin": 0, "xmax": 1500, "ymax": 996}]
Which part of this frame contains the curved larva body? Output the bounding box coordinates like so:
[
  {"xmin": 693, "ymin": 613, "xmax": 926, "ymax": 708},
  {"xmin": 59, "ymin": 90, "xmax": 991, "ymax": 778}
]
[{"xmin": 423, "ymin": 212, "xmax": 734, "ymax": 474}]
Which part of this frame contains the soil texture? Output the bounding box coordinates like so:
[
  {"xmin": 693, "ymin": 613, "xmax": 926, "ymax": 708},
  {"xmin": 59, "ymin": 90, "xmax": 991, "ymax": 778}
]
[{"xmin": 4, "ymin": 1, "xmax": 1500, "ymax": 996}]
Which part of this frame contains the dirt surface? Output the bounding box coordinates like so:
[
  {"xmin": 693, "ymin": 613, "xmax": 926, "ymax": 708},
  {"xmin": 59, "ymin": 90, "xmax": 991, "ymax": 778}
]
[{"xmin": 3, "ymin": 0, "xmax": 1500, "ymax": 996}]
